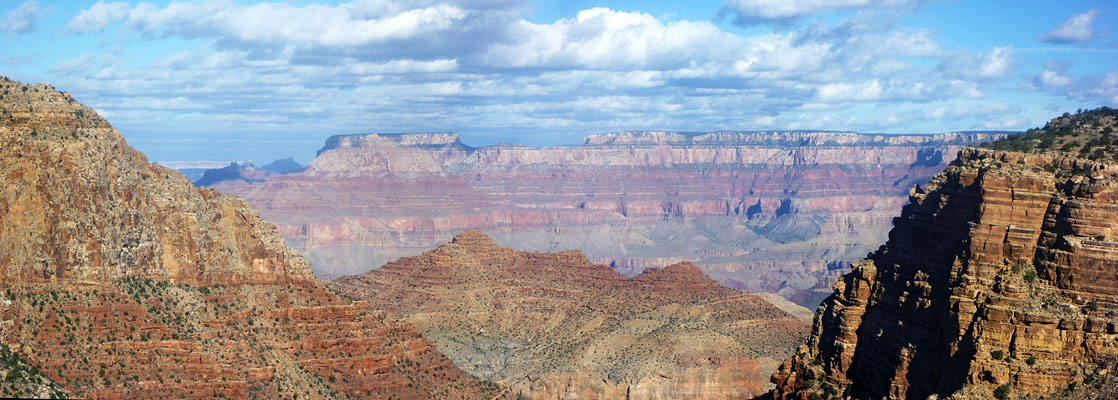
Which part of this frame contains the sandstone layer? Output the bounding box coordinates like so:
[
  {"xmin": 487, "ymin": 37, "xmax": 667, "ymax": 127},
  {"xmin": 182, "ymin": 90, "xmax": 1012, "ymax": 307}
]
[
  {"xmin": 216, "ymin": 129, "xmax": 1003, "ymax": 306},
  {"xmin": 330, "ymin": 230, "xmax": 809, "ymax": 399},
  {"xmin": 0, "ymin": 77, "xmax": 500, "ymax": 399},
  {"xmin": 771, "ymin": 108, "xmax": 1118, "ymax": 399}
]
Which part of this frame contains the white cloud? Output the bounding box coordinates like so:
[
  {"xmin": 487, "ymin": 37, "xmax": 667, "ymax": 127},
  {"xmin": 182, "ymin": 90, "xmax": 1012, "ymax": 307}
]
[
  {"xmin": 1037, "ymin": 9, "xmax": 1103, "ymax": 44},
  {"xmin": 720, "ymin": 0, "xmax": 927, "ymax": 22},
  {"xmin": 1036, "ymin": 61, "xmax": 1072, "ymax": 88},
  {"xmin": 1085, "ymin": 70, "xmax": 1118, "ymax": 105},
  {"xmin": 482, "ymin": 8, "xmax": 744, "ymax": 70},
  {"xmin": 67, "ymin": 1, "xmax": 129, "ymax": 33},
  {"xmin": 817, "ymin": 80, "xmax": 882, "ymax": 101},
  {"xmin": 940, "ymin": 46, "xmax": 1014, "ymax": 81},
  {"xmin": 0, "ymin": 1, "xmax": 43, "ymax": 33},
  {"xmin": 68, "ymin": 0, "xmax": 515, "ymax": 62},
  {"xmin": 48, "ymin": 1, "xmax": 1041, "ymax": 161}
]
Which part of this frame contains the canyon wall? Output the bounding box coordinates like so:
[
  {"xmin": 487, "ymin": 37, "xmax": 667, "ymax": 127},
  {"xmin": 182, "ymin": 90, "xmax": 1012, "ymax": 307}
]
[
  {"xmin": 771, "ymin": 108, "xmax": 1118, "ymax": 399},
  {"xmin": 330, "ymin": 230, "xmax": 809, "ymax": 399},
  {"xmin": 0, "ymin": 77, "xmax": 500, "ymax": 399},
  {"xmin": 217, "ymin": 130, "xmax": 1003, "ymax": 306}
]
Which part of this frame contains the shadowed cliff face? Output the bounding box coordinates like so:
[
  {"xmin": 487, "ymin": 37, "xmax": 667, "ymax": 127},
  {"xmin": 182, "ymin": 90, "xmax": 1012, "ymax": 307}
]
[
  {"xmin": 0, "ymin": 78, "xmax": 502, "ymax": 399},
  {"xmin": 330, "ymin": 230, "xmax": 810, "ymax": 399},
  {"xmin": 216, "ymin": 130, "xmax": 1003, "ymax": 307},
  {"xmin": 771, "ymin": 109, "xmax": 1118, "ymax": 399}
]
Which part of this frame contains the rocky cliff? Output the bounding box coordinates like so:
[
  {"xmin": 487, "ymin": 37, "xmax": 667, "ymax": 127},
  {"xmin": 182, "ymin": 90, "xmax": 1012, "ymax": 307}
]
[
  {"xmin": 192, "ymin": 161, "xmax": 275, "ymax": 187},
  {"xmin": 771, "ymin": 108, "xmax": 1118, "ymax": 399},
  {"xmin": 216, "ymin": 129, "xmax": 1003, "ymax": 307},
  {"xmin": 0, "ymin": 77, "xmax": 500, "ymax": 399},
  {"xmin": 330, "ymin": 230, "xmax": 809, "ymax": 399}
]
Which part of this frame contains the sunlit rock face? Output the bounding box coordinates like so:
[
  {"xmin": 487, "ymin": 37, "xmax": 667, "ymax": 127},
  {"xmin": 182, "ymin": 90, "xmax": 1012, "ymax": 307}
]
[
  {"xmin": 772, "ymin": 109, "xmax": 1118, "ymax": 400},
  {"xmin": 331, "ymin": 230, "xmax": 810, "ymax": 399},
  {"xmin": 0, "ymin": 77, "xmax": 501, "ymax": 399},
  {"xmin": 218, "ymin": 128, "xmax": 1002, "ymax": 306}
]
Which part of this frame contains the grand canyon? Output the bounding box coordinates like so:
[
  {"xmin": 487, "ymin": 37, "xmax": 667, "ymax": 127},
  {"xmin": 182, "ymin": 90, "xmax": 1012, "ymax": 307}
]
[
  {"xmin": 6, "ymin": 74, "xmax": 1118, "ymax": 400},
  {"xmin": 4, "ymin": 2, "xmax": 1117, "ymax": 398},
  {"xmin": 210, "ymin": 129, "xmax": 1003, "ymax": 308}
]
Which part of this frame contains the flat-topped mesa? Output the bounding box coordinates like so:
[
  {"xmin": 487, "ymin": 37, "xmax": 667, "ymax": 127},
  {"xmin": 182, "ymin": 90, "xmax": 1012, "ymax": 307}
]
[
  {"xmin": 0, "ymin": 77, "xmax": 313, "ymax": 287},
  {"xmin": 192, "ymin": 161, "xmax": 273, "ymax": 187},
  {"xmin": 305, "ymin": 132, "xmax": 471, "ymax": 178},
  {"xmin": 316, "ymin": 132, "xmax": 467, "ymax": 155},
  {"xmin": 770, "ymin": 108, "xmax": 1118, "ymax": 400},
  {"xmin": 217, "ymin": 119, "xmax": 1005, "ymax": 293},
  {"xmin": 582, "ymin": 130, "xmax": 1008, "ymax": 147}
]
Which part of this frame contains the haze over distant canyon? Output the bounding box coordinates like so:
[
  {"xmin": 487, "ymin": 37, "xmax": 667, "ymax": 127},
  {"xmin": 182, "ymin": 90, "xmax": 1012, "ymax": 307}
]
[{"xmin": 210, "ymin": 129, "xmax": 1004, "ymax": 306}]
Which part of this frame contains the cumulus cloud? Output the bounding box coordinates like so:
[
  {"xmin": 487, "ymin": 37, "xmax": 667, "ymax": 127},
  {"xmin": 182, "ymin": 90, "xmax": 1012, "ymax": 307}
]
[
  {"xmin": 482, "ymin": 8, "xmax": 745, "ymax": 70},
  {"xmin": 1091, "ymin": 71, "xmax": 1118, "ymax": 104},
  {"xmin": 68, "ymin": 0, "xmax": 520, "ymax": 62},
  {"xmin": 719, "ymin": 0, "xmax": 928, "ymax": 23},
  {"xmin": 1037, "ymin": 9, "xmax": 1103, "ymax": 44},
  {"xmin": 66, "ymin": 1, "xmax": 129, "ymax": 33},
  {"xmin": 938, "ymin": 46, "xmax": 1015, "ymax": 82},
  {"xmin": 51, "ymin": 1, "xmax": 1039, "ymax": 161},
  {"xmin": 0, "ymin": 1, "xmax": 44, "ymax": 33},
  {"xmin": 1035, "ymin": 60, "xmax": 1073, "ymax": 88}
]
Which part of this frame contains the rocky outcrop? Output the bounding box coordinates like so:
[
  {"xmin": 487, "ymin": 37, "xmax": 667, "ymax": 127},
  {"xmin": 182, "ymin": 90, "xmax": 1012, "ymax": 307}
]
[
  {"xmin": 192, "ymin": 161, "xmax": 274, "ymax": 187},
  {"xmin": 330, "ymin": 230, "xmax": 809, "ymax": 399},
  {"xmin": 771, "ymin": 109, "xmax": 1118, "ymax": 399},
  {"xmin": 261, "ymin": 157, "xmax": 306, "ymax": 175},
  {"xmin": 0, "ymin": 77, "xmax": 500, "ymax": 399},
  {"xmin": 216, "ymin": 129, "xmax": 1002, "ymax": 307}
]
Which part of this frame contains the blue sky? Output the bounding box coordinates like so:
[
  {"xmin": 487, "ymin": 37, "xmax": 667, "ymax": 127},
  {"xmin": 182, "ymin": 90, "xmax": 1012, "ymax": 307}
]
[{"xmin": 2, "ymin": 1, "xmax": 1116, "ymax": 164}]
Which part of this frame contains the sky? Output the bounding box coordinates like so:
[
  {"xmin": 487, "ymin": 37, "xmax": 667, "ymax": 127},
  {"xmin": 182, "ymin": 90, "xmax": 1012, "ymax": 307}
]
[{"xmin": 1, "ymin": 0, "xmax": 1116, "ymax": 164}]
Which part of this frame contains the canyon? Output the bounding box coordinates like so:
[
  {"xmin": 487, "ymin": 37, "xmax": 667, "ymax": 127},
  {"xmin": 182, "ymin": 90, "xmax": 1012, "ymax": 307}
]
[
  {"xmin": 213, "ymin": 129, "xmax": 1004, "ymax": 307},
  {"xmin": 330, "ymin": 230, "xmax": 809, "ymax": 399},
  {"xmin": 771, "ymin": 108, "xmax": 1118, "ymax": 399},
  {"xmin": 0, "ymin": 77, "xmax": 500, "ymax": 399}
]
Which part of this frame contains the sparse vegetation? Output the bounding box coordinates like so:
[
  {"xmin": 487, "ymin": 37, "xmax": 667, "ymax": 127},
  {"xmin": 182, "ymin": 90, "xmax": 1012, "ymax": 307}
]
[
  {"xmin": 980, "ymin": 107, "xmax": 1118, "ymax": 159},
  {"xmin": 994, "ymin": 383, "xmax": 1011, "ymax": 400}
]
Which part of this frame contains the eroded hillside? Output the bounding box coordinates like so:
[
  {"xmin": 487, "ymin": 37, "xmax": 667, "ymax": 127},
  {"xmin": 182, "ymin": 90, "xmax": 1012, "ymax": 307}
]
[
  {"xmin": 0, "ymin": 77, "xmax": 501, "ymax": 399},
  {"xmin": 330, "ymin": 230, "xmax": 809, "ymax": 399}
]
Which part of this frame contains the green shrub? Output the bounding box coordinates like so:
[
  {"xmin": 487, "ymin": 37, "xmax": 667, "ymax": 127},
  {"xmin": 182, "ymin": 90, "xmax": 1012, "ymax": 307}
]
[
  {"xmin": 991, "ymin": 350, "xmax": 1005, "ymax": 360},
  {"xmin": 994, "ymin": 384, "xmax": 1011, "ymax": 400},
  {"xmin": 1086, "ymin": 300, "xmax": 1099, "ymax": 312},
  {"xmin": 1024, "ymin": 270, "xmax": 1037, "ymax": 283},
  {"xmin": 1026, "ymin": 356, "xmax": 1036, "ymax": 365}
]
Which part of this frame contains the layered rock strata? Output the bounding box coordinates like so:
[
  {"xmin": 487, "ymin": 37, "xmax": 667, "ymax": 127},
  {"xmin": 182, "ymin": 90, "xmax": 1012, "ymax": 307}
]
[
  {"xmin": 330, "ymin": 230, "xmax": 810, "ymax": 399},
  {"xmin": 217, "ymin": 129, "xmax": 1003, "ymax": 307},
  {"xmin": 0, "ymin": 77, "xmax": 499, "ymax": 399},
  {"xmin": 771, "ymin": 109, "xmax": 1118, "ymax": 399}
]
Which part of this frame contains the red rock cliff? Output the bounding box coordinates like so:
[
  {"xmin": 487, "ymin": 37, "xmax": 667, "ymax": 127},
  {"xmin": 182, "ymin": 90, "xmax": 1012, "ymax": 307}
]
[
  {"xmin": 217, "ymin": 129, "xmax": 1002, "ymax": 309},
  {"xmin": 771, "ymin": 109, "xmax": 1118, "ymax": 399},
  {"xmin": 0, "ymin": 77, "xmax": 502, "ymax": 399}
]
